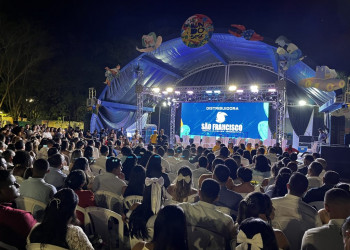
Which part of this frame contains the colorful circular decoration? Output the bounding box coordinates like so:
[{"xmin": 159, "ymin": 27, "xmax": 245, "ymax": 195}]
[{"xmin": 181, "ymin": 14, "xmax": 214, "ymax": 48}]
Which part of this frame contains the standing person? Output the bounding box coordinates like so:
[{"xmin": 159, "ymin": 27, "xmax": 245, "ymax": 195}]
[
  {"xmin": 317, "ymin": 128, "xmax": 327, "ymax": 153},
  {"xmin": 117, "ymin": 127, "xmax": 124, "ymax": 140},
  {"xmin": 150, "ymin": 131, "xmax": 158, "ymax": 145},
  {"xmin": 157, "ymin": 129, "xmax": 167, "ymax": 146}
]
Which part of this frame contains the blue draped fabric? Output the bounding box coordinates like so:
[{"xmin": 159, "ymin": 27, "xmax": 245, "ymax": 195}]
[{"xmin": 92, "ymin": 33, "xmax": 334, "ymax": 132}]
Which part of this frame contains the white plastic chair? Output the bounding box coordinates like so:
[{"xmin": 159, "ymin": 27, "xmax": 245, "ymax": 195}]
[
  {"xmin": 85, "ymin": 207, "xmax": 125, "ymax": 249},
  {"xmin": 26, "ymin": 243, "xmax": 68, "ymax": 250},
  {"xmin": 15, "ymin": 196, "xmax": 46, "ymax": 220},
  {"xmin": 221, "ymin": 137, "xmax": 230, "ymax": 146},
  {"xmin": 208, "ymin": 136, "xmax": 217, "ymax": 148},
  {"xmin": 187, "ymin": 226, "xmax": 231, "ymax": 250},
  {"xmin": 193, "ymin": 136, "xmax": 201, "ymax": 147},
  {"xmin": 201, "ymin": 136, "xmax": 210, "ymax": 148},
  {"xmin": 0, "ymin": 241, "xmax": 18, "ymax": 250},
  {"xmin": 175, "ymin": 135, "xmax": 181, "ymax": 146},
  {"xmin": 308, "ymin": 201, "xmax": 324, "ymax": 211},
  {"xmin": 182, "ymin": 135, "xmax": 190, "ymax": 147},
  {"xmin": 123, "ymin": 195, "xmax": 143, "ymax": 210},
  {"xmin": 94, "ymin": 190, "xmax": 124, "ymax": 214}
]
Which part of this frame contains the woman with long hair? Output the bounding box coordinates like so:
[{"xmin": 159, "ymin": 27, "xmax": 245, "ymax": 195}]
[
  {"xmin": 253, "ymin": 155, "xmax": 271, "ymax": 183},
  {"xmin": 145, "ymin": 154, "xmax": 170, "ymax": 188},
  {"xmin": 167, "ymin": 166, "xmax": 198, "ymax": 204},
  {"xmin": 27, "ymin": 188, "xmax": 93, "ymax": 249},
  {"xmin": 236, "ymin": 192, "xmax": 289, "ymax": 250},
  {"xmin": 71, "ymin": 157, "xmax": 94, "ymax": 190},
  {"xmin": 123, "ymin": 165, "xmax": 146, "ymax": 197},
  {"xmin": 265, "ymin": 168, "xmax": 292, "ymax": 198},
  {"xmin": 122, "ymin": 154, "xmax": 138, "ymax": 182},
  {"xmin": 132, "ymin": 205, "xmax": 188, "ymax": 250}
]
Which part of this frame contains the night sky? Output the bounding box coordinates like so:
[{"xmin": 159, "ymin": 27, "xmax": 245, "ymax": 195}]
[{"xmin": 1, "ymin": 0, "xmax": 350, "ymax": 88}]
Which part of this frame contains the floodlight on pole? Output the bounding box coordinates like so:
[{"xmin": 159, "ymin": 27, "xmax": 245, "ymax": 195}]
[
  {"xmin": 228, "ymin": 85, "xmax": 237, "ymax": 91},
  {"xmin": 299, "ymin": 100, "xmax": 307, "ymax": 106},
  {"xmin": 187, "ymin": 91, "xmax": 193, "ymax": 95},
  {"xmin": 166, "ymin": 87, "xmax": 174, "ymax": 93},
  {"xmin": 152, "ymin": 87, "xmax": 160, "ymax": 93},
  {"xmin": 250, "ymin": 85, "xmax": 259, "ymax": 93}
]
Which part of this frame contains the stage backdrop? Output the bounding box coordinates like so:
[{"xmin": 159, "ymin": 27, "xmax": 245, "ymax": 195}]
[{"xmin": 180, "ymin": 102, "xmax": 269, "ymax": 140}]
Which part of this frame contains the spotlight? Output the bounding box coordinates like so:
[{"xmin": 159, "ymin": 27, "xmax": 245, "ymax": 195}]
[
  {"xmin": 228, "ymin": 85, "xmax": 237, "ymax": 91},
  {"xmin": 175, "ymin": 91, "xmax": 181, "ymax": 95},
  {"xmin": 162, "ymin": 102, "xmax": 167, "ymax": 107},
  {"xmin": 299, "ymin": 100, "xmax": 307, "ymax": 106},
  {"xmin": 237, "ymin": 89, "xmax": 244, "ymax": 93},
  {"xmin": 162, "ymin": 91, "xmax": 168, "ymax": 95},
  {"xmin": 187, "ymin": 91, "xmax": 193, "ymax": 95},
  {"xmin": 268, "ymin": 88, "xmax": 276, "ymax": 92},
  {"xmin": 167, "ymin": 97, "xmax": 171, "ymax": 100},
  {"xmin": 206, "ymin": 90, "xmax": 213, "ymax": 94},
  {"xmin": 152, "ymin": 87, "xmax": 160, "ymax": 93},
  {"xmin": 214, "ymin": 90, "xmax": 221, "ymax": 94},
  {"xmin": 166, "ymin": 87, "xmax": 173, "ymax": 93},
  {"xmin": 250, "ymin": 85, "xmax": 259, "ymax": 93}
]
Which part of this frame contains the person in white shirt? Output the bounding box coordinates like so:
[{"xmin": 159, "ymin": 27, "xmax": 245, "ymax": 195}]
[
  {"xmin": 272, "ymin": 172, "xmax": 321, "ymax": 250},
  {"xmin": 45, "ymin": 154, "xmax": 67, "ymax": 189},
  {"xmin": 265, "ymin": 147, "xmax": 278, "ymax": 165},
  {"xmin": 156, "ymin": 147, "xmax": 171, "ymax": 173},
  {"xmin": 20, "ymin": 159, "xmax": 57, "ymax": 204},
  {"xmin": 306, "ymin": 161, "xmax": 323, "ymax": 190},
  {"xmin": 174, "ymin": 149, "xmax": 196, "ymax": 172},
  {"xmin": 92, "ymin": 156, "xmax": 126, "ymax": 196},
  {"xmin": 90, "ymin": 145, "xmax": 108, "ymax": 175},
  {"xmin": 179, "ymin": 179, "xmax": 236, "ymax": 244},
  {"xmin": 42, "ymin": 128, "xmax": 53, "ymax": 139},
  {"xmin": 302, "ymin": 188, "xmax": 350, "ymax": 250},
  {"xmin": 192, "ymin": 156, "xmax": 211, "ymax": 189}
]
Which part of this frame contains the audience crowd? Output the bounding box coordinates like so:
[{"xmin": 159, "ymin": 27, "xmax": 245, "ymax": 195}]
[{"xmin": 0, "ymin": 123, "xmax": 349, "ymax": 250}]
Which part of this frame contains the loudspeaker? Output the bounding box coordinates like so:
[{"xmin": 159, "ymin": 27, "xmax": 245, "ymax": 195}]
[
  {"xmin": 345, "ymin": 134, "xmax": 350, "ymax": 146},
  {"xmin": 321, "ymin": 145, "xmax": 350, "ymax": 180}
]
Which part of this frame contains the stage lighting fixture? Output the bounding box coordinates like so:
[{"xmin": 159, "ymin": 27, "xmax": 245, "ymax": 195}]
[
  {"xmin": 187, "ymin": 91, "xmax": 193, "ymax": 95},
  {"xmin": 250, "ymin": 85, "xmax": 259, "ymax": 93},
  {"xmin": 162, "ymin": 91, "xmax": 168, "ymax": 95},
  {"xmin": 167, "ymin": 97, "xmax": 171, "ymax": 100},
  {"xmin": 166, "ymin": 87, "xmax": 173, "ymax": 93},
  {"xmin": 299, "ymin": 100, "xmax": 307, "ymax": 106},
  {"xmin": 175, "ymin": 91, "xmax": 181, "ymax": 95},
  {"xmin": 162, "ymin": 102, "xmax": 167, "ymax": 107},
  {"xmin": 237, "ymin": 89, "xmax": 244, "ymax": 93},
  {"xmin": 214, "ymin": 90, "xmax": 221, "ymax": 94},
  {"xmin": 268, "ymin": 88, "xmax": 276, "ymax": 92},
  {"xmin": 206, "ymin": 90, "xmax": 213, "ymax": 94},
  {"xmin": 152, "ymin": 87, "xmax": 160, "ymax": 93},
  {"xmin": 228, "ymin": 85, "xmax": 237, "ymax": 91}
]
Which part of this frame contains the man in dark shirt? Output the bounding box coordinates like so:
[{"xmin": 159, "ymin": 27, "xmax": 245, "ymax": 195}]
[
  {"xmin": 303, "ymin": 171, "xmax": 340, "ymax": 204},
  {"xmin": 0, "ymin": 170, "xmax": 36, "ymax": 249},
  {"xmin": 157, "ymin": 129, "xmax": 168, "ymax": 146}
]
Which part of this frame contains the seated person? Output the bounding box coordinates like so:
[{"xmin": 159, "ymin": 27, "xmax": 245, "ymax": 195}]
[
  {"xmin": 92, "ymin": 157, "xmax": 126, "ymax": 196},
  {"xmin": 303, "ymin": 171, "xmax": 340, "ymax": 204},
  {"xmin": 90, "ymin": 145, "xmax": 109, "ymax": 175},
  {"xmin": 27, "ymin": 188, "xmax": 93, "ymax": 249},
  {"xmin": 252, "ymin": 155, "xmax": 271, "ymax": 183},
  {"xmin": 307, "ymin": 161, "xmax": 326, "ymax": 190},
  {"xmin": 298, "ymin": 154, "xmax": 314, "ymax": 175},
  {"xmin": 342, "ymin": 216, "xmax": 350, "ymax": 250},
  {"xmin": 179, "ymin": 179, "xmax": 236, "ymax": 244},
  {"xmin": 272, "ymin": 172, "xmax": 321, "ymax": 250},
  {"xmin": 192, "ymin": 156, "xmax": 211, "ymax": 189},
  {"xmin": 0, "ymin": 170, "xmax": 36, "ymax": 249},
  {"xmin": 122, "ymin": 165, "xmax": 146, "ymax": 198},
  {"xmin": 213, "ymin": 164, "xmax": 242, "ymax": 216},
  {"xmin": 45, "ymin": 153, "xmax": 67, "ymax": 189},
  {"xmin": 20, "ymin": 159, "xmax": 57, "ymax": 205},
  {"xmin": 302, "ymin": 188, "xmax": 350, "ymax": 250},
  {"xmin": 232, "ymin": 167, "xmax": 260, "ymax": 197},
  {"xmin": 167, "ymin": 166, "xmax": 198, "ymax": 204},
  {"xmin": 12, "ymin": 150, "xmax": 33, "ymax": 184}
]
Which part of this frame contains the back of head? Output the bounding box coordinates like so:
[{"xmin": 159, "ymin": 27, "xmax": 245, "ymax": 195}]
[
  {"xmin": 237, "ymin": 192, "xmax": 273, "ymax": 224},
  {"xmin": 309, "ymin": 161, "xmax": 324, "ymax": 176},
  {"xmin": 324, "ymin": 171, "xmax": 340, "ymax": 186},
  {"xmin": 153, "ymin": 205, "xmax": 188, "ymax": 250},
  {"xmin": 273, "ymin": 172, "xmax": 291, "ymax": 198},
  {"xmin": 272, "ymin": 161, "xmax": 284, "ymax": 177},
  {"xmin": 238, "ymin": 218, "xmax": 278, "ymax": 250},
  {"xmin": 304, "ymin": 154, "xmax": 314, "ymax": 165},
  {"xmin": 13, "ymin": 150, "xmax": 32, "ymax": 168},
  {"xmin": 30, "ymin": 188, "xmax": 78, "ymax": 248},
  {"xmin": 214, "ymin": 164, "xmax": 230, "ymax": 184},
  {"xmin": 257, "ymin": 147, "xmax": 265, "ymax": 155},
  {"xmin": 48, "ymin": 147, "xmax": 59, "ymax": 158},
  {"xmin": 167, "ymin": 148, "xmax": 174, "ymax": 156},
  {"xmin": 198, "ymin": 156, "xmax": 208, "ymax": 169},
  {"xmin": 121, "ymin": 146, "xmax": 132, "ymax": 156},
  {"xmin": 219, "ymin": 147, "xmax": 229, "ymax": 158},
  {"xmin": 106, "ymin": 157, "xmax": 121, "ymax": 173},
  {"xmin": 288, "ymin": 172, "xmax": 308, "ymax": 196},
  {"xmin": 15, "ymin": 140, "xmax": 24, "ymax": 150},
  {"xmin": 200, "ymin": 179, "xmax": 220, "ymax": 203},
  {"xmin": 71, "ymin": 149, "xmax": 83, "ymax": 161},
  {"xmin": 269, "ymin": 147, "xmax": 276, "ymax": 154},
  {"xmin": 237, "ymin": 167, "xmax": 253, "ymax": 182},
  {"xmin": 175, "ymin": 167, "xmax": 193, "ymax": 201},
  {"xmin": 224, "ymin": 158, "xmax": 239, "ymax": 179},
  {"xmin": 84, "ymin": 146, "xmax": 94, "ymax": 159},
  {"xmin": 157, "ymin": 147, "xmax": 165, "ymax": 157},
  {"xmin": 123, "ymin": 154, "xmax": 137, "ymax": 167},
  {"xmin": 100, "ymin": 145, "xmax": 109, "ymax": 155},
  {"xmin": 71, "ymin": 157, "xmax": 88, "ymax": 171},
  {"xmin": 212, "ymin": 158, "xmax": 225, "ymax": 170},
  {"xmin": 325, "ymin": 188, "xmax": 350, "ymax": 218},
  {"xmin": 146, "ymin": 154, "xmax": 162, "ymax": 178},
  {"xmin": 286, "ymin": 162, "xmax": 298, "ymax": 172},
  {"xmin": 255, "ymin": 155, "xmax": 270, "ymax": 172},
  {"xmin": 315, "ymin": 158, "xmax": 327, "ymax": 170},
  {"xmin": 65, "ymin": 170, "xmax": 86, "ymax": 190},
  {"xmin": 33, "ymin": 159, "xmax": 50, "ymax": 177},
  {"xmin": 182, "ymin": 149, "xmax": 190, "ymax": 160},
  {"xmin": 290, "ymin": 152, "xmax": 298, "ymax": 161}
]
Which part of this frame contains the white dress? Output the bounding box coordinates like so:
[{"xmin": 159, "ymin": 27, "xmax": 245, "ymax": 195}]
[{"xmin": 26, "ymin": 224, "xmax": 94, "ymax": 250}]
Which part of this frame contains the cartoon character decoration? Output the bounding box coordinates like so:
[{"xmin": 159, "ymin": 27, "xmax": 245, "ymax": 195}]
[
  {"xmin": 104, "ymin": 64, "xmax": 121, "ymax": 86},
  {"xmin": 228, "ymin": 24, "xmax": 263, "ymax": 41},
  {"xmin": 136, "ymin": 32, "xmax": 162, "ymax": 53},
  {"xmin": 181, "ymin": 14, "xmax": 214, "ymax": 48},
  {"xmin": 299, "ymin": 66, "xmax": 346, "ymax": 92},
  {"xmin": 275, "ymin": 36, "xmax": 305, "ymax": 70}
]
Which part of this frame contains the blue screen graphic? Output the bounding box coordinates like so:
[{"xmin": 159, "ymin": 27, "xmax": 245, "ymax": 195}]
[{"xmin": 180, "ymin": 102, "xmax": 269, "ymax": 140}]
